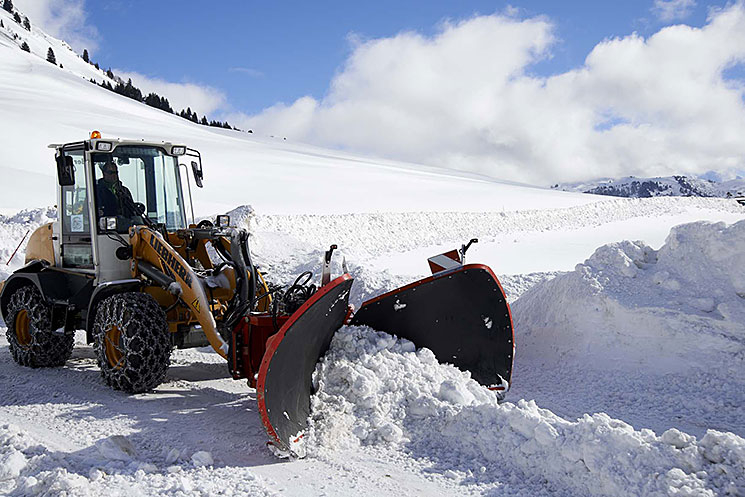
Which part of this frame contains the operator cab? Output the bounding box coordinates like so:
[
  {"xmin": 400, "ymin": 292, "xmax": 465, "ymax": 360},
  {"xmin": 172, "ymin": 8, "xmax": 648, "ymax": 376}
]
[
  {"xmin": 50, "ymin": 132, "xmax": 203, "ymax": 283},
  {"xmin": 91, "ymin": 146, "xmax": 186, "ymax": 233}
]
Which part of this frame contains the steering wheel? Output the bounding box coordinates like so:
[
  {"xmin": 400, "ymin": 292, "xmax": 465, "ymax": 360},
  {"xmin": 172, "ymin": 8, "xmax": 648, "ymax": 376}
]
[
  {"xmin": 197, "ymin": 219, "xmax": 214, "ymax": 229},
  {"xmin": 134, "ymin": 202, "xmax": 147, "ymax": 215}
]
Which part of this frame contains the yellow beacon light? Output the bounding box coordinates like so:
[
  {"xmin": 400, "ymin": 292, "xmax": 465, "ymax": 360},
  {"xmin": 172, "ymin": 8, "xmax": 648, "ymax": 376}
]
[{"xmin": 90, "ymin": 130, "xmax": 102, "ymax": 139}]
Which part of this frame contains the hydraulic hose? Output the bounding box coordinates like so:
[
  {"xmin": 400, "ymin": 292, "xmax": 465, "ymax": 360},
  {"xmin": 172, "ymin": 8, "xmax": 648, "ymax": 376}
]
[
  {"xmin": 223, "ymin": 228, "xmax": 257, "ymax": 330},
  {"xmin": 241, "ymin": 231, "xmax": 257, "ymax": 313}
]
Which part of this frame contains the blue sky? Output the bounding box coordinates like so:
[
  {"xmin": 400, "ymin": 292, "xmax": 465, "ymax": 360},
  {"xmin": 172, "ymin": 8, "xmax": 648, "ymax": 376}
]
[{"xmin": 85, "ymin": 0, "xmax": 727, "ymax": 115}]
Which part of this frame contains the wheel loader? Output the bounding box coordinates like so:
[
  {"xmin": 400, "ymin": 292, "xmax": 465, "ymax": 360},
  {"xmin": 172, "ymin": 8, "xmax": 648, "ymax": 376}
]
[{"xmin": 0, "ymin": 132, "xmax": 515, "ymax": 454}]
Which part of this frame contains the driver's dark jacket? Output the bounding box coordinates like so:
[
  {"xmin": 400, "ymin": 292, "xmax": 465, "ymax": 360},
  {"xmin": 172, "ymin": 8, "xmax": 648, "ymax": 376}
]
[{"xmin": 96, "ymin": 178, "xmax": 137, "ymax": 218}]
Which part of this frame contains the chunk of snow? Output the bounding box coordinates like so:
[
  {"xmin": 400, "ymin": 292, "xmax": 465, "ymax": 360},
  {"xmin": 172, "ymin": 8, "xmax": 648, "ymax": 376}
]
[
  {"xmin": 95, "ymin": 435, "xmax": 137, "ymax": 461},
  {"xmin": 165, "ymin": 448, "xmax": 180, "ymax": 464},
  {"xmin": 191, "ymin": 450, "xmax": 214, "ymax": 467},
  {"xmin": 0, "ymin": 449, "xmax": 27, "ymax": 480}
]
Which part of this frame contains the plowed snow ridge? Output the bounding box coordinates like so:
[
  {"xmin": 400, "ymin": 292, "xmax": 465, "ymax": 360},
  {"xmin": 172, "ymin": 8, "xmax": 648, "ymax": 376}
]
[{"xmin": 250, "ymin": 197, "xmax": 743, "ymax": 257}]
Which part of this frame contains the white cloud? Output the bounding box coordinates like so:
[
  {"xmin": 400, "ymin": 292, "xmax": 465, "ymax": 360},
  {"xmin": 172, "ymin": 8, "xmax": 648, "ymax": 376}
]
[
  {"xmin": 13, "ymin": 0, "xmax": 99, "ymax": 53},
  {"xmin": 113, "ymin": 70, "xmax": 228, "ymax": 118},
  {"xmin": 228, "ymin": 67, "xmax": 264, "ymax": 78},
  {"xmin": 229, "ymin": 5, "xmax": 745, "ymax": 184},
  {"xmin": 652, "ymin": 0, "xmax": 697, "ymax": 22}
]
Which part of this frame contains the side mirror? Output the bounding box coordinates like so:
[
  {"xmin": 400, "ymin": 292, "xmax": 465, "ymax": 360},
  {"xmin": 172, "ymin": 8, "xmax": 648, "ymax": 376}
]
[
  {"xmin": 191, "ymin": 160, "xmax": 203, "ymax": 188},
  {"xmin": 56, "ymin": 155, "xmax": 75, "ymax": 186}
]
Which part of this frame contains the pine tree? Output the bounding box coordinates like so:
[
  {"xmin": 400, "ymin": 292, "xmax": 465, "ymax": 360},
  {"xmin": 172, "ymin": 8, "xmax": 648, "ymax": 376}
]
[
  {"xmin": 46, "ymin": 47, "xmax": 56, "ymax": 64},
  {"xmin": 160, "ymin": 97, "xmax": 173, "ymax": 113},
  {"xmin": 82, "ymin": 49, "xmax": 89, "ymax": 63},
  {"xmin": 22, "ymin": 16, "xmax": 29, "ymax": 31},
  {"xmin": 106, "ymin": 68, "xmax": 114, "ymax": 79},
  {"xmin": 20, "ymin": 41, "xmax": 29, "ymax": 52},
  {"xmin": 200, "ymin": 116, "xmax": 208, "ymax": 126},
  {"xmin": 94, "ymin": 62, "xmax": 100, "ymax": 70},
  {"xmin": 13, "ymin": 11, "xmax": 20, "ymax": 23},
  {"xmin": 1, "ymin": 19, "xmax": 4, "ymax": 28},
  {"xmin": 144, "ymin": 93, "xmax": 157, "ymax": 108},
  {"xmin": 124, "ymin": 79, "xmax": 143, "ymax": 101},
  {"xmin": 2, "ymin": 0, "xmax": 12, "ymax": 13}
]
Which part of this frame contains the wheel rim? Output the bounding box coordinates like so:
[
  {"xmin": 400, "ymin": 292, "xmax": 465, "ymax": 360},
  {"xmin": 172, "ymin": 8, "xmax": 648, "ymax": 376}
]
[
  {"xmin": 15, "ymin": 309, "xmax": 31, "ymax": 348},
  {"xmin": 104, "ymin": 325, "xmax": 125, "ymax": 370}
]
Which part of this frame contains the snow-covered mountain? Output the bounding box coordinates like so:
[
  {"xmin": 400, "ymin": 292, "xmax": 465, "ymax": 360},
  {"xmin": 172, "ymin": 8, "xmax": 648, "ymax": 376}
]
[
  {"xmin": 1, "ymin": 7, "xmax": 745, "ymax": 497},
  {"xmin": 552, "ymin": 174, "xmax": 745, "ymax": 198}
]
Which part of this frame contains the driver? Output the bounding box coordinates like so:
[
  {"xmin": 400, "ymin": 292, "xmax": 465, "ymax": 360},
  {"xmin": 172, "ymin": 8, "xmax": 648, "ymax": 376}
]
[{"xmin": 96, "ymin": 159, "xmax": 138, "ymax": 219}]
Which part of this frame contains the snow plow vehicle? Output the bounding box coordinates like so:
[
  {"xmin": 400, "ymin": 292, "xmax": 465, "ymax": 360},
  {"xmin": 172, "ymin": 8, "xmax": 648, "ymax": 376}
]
[{"xmin": 0, "ymin": 133, "xmax": 514, "ymax": 453}]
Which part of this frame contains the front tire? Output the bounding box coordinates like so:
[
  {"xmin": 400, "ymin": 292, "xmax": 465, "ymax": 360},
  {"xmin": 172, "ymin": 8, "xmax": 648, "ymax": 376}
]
[
  {"xmin": 5, "ymin": 285, "xmax": 73, "ymax": 367},
  {"xmin": 93, "ymin": 292, "xmax": 171, "ymax": 393}
]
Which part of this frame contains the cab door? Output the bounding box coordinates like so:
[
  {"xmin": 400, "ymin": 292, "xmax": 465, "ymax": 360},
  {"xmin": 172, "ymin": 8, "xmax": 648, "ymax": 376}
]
[{"xmin": 57, "ymin": 146, "xmax": 94, "ymax": 271}]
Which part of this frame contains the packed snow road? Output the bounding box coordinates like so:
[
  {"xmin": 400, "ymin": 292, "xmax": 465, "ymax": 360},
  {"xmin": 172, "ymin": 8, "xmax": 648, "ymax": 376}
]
[{"xmin": 0, "ymin": 197, "xmax": 744, "ymax": 496}]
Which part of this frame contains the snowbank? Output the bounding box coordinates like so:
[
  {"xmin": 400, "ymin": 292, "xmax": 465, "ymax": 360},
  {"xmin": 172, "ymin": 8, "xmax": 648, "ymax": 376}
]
[
  {"xmin": 252, "ymin": 197, "xmax": 744, "ymax": 261},
  {"xmin": 512, "ymin": 220, "xmax": 745, "ymax": 373},
  {"xmin": 0, "ymin": 207, "xmax": 56, "ymax": 282},
  {"xmin": 308, "ymin": 326, "xmax": 745, "ymax": 496}
]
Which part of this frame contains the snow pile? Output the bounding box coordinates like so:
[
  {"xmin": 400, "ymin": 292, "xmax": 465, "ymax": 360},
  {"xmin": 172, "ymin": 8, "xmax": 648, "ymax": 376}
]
[
  {"xmin": 308, "ymin": 326, "xmax": 745, "ymax": 496},
  {"xmin": 0, "ymin": 207, "xmax": 56, "ymax": 282},
  {"xmin": 512, "ymin": 220, "xmax": 745, "ymax": 373}
]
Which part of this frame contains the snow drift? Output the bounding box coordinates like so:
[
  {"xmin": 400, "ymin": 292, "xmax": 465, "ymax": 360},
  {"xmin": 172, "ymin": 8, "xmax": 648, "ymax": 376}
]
[{"xmin": 513, "ymin": 219, "xmax": 745, "ymax": 373}]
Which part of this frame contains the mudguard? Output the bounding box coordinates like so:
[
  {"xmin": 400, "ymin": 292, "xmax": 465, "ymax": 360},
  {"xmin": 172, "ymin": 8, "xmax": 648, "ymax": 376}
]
[
  {"xmin": 351, "ymin": 264, "xmax": 514, "ymax": 389},
  {"xmin": 257, "ymin": 274, "xmax": 353, "ymax": 452}
]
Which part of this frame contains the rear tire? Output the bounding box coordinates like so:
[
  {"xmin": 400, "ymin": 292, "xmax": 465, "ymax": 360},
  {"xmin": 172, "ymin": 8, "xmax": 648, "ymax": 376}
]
[
  {"xmin": 5, "ymin": 285, "xmax": 74, "ymax": 367},
  {"xmin": 93, "ymin": 292, "xmax": 171, "ymax": 393}
]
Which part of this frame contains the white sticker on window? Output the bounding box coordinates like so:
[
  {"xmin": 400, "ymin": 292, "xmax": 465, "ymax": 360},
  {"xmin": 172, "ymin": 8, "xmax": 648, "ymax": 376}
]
[{"xmin": 71, "ymin": 214, "xmax": 84, "ymax": 232}]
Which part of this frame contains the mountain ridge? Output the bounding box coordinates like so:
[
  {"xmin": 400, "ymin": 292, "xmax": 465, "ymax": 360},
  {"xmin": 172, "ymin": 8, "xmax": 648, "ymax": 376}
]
[{"xmin": 552, "ymin": 175, "xmax": 745, "ymax": 199}]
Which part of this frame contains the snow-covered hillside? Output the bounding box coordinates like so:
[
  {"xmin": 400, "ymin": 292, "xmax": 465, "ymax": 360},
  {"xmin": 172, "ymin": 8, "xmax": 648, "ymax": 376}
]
[
  {"xmin": 0, "ymin": 5, "xmax": 109, "ymax": 84},
  {"xmin": 0, "ymin": 5, "xmax": 599, "ymax": 216},
  {"xmin": 553, "ymin": 174, "xmax": 745, "ymax": 199},
  {"xmin": 1, "ymin": 8, "xmax": 745, "ymax": 497}
]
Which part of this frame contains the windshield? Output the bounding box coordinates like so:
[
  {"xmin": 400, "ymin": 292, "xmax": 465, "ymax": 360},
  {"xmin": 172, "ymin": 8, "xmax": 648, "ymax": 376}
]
[{"xmin": 93, "ymin": 145, "xmax": 186, "ymax": 233}]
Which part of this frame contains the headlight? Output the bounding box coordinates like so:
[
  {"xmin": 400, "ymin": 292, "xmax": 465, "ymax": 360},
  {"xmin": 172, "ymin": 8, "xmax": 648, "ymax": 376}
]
[
  {"xmin": 99, "ymin": 216, "xmax": 117, "ymax": 231},
  {"xmin": 171, "ymin": 146, "xmax": 186, "ymax": 156},
  {"xmin": 96, "ymin": 141, "xmax": 113, "ymax": 152},
  {"xmin": 216, "ymin": 215, "xmax": 230, "ymax": 228}
]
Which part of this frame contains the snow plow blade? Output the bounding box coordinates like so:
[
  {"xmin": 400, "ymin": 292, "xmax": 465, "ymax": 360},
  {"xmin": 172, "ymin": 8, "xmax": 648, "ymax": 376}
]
[
  {"xmin": 350, "ymin": 264, "xmax": 514, "ymax": 389},
  {"xmin": 257, "ymin": 274, "xmax": 353, "ymax": 452}
]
